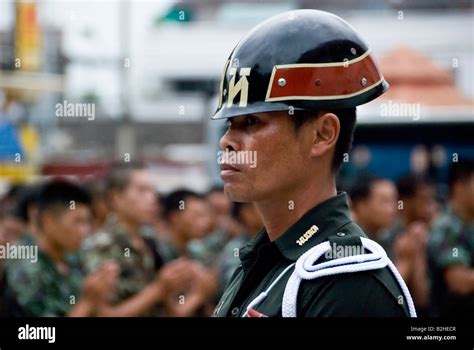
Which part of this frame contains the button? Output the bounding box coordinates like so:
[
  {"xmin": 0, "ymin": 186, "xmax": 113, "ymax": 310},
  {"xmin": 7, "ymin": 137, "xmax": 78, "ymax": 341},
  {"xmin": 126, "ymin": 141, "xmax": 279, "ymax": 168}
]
[
  {"xmin": 231, "ymin": 307, "xmax": 239, "ymax": 316},
  {"xmin": 336, "ymin": 232, "xmax": 346, "ymax": 237}
]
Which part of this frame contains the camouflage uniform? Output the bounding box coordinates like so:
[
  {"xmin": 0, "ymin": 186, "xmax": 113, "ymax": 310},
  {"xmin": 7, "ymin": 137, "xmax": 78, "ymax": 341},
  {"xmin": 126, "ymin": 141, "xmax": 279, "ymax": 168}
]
[
  {"xmin": 81, "ymin": 216, "xmax": 164, "ymax": 316},
  {"xmin": 155, "ymin": 239, "xmax": 181, "ymax": 263},
  {"xmin": 157, "ymin": 233, "xmax": 227, "ymax": 316},
  {"xmin": 428, "ymin": 207, "xmax": 474, "ymax": 317},
  {"xmin": 187, "ymin": 229, "xmax": 230, "ymax": 267},
  {"xmin": 379, "ymin": 221, "xmax": 406, "ymax": 261},
  {"xmin": 157, "ymin": 229, "xmax": 229, "ymax": 267},
  {"xmin": 2, "ymin": 236, "xmax": 84, "ymax": 317}
]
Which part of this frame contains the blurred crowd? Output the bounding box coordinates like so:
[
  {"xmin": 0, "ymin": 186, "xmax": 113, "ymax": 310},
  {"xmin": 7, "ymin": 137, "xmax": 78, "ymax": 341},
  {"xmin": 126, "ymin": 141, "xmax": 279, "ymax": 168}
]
[{"xmin": 0, "ymin": 158, "xmax": 472, "ymax": 317}]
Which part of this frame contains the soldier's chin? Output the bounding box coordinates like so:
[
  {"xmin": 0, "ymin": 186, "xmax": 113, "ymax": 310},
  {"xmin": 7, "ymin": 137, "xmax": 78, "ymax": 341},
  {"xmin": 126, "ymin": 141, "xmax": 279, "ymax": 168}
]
[
  {"xmin": 138, "ymin": 212, "xmax": 155, "ymax": 225},
  {"xmin": 223, "ymin": 183, "xmax": 253, "ymax": 203}
]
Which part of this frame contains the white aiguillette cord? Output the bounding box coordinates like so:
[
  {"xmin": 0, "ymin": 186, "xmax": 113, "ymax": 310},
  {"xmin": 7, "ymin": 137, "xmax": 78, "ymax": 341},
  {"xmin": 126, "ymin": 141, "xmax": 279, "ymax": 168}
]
[
  {"xmin": 243, "ymin": 263, "xmax": 295, "ymax": 317},
  {"xmin": 243, "ymin": 237, "xmax": 417, "ymax": 318}
]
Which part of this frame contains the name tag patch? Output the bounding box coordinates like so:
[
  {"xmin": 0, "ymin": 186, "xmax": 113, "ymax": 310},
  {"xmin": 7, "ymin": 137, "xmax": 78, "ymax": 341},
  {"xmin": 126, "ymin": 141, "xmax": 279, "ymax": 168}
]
[{"xmin": 296, "ymin": 225, "xmax": 319, "ymax": 246}]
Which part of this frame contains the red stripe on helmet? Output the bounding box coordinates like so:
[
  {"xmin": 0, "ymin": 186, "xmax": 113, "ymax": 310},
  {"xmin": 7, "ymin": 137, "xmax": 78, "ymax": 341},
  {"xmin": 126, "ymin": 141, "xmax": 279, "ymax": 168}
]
[{"xmin": 266, "ymin": 52, "xmax": 383, "ymax": 100}]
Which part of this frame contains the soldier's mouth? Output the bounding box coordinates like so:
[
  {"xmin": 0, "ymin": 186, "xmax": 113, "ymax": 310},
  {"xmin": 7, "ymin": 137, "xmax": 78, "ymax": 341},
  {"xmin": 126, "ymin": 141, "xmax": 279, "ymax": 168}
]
[{"xmin": 220, "ymin": 164, "xmax": 241, "ymax": 179}]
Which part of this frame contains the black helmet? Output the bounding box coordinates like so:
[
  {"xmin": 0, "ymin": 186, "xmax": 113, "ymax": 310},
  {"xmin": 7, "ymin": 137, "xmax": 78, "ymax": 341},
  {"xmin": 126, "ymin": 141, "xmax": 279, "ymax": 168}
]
[{"xmin": 212, "ymin": 9, "xmax": 388, "ymax": 120}]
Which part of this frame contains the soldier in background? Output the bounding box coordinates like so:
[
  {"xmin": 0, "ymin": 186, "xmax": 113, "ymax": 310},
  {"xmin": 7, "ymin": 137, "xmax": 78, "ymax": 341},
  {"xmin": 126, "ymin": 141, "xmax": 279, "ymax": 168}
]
[
  {"xmin": 186, "ymin": 187, "xmax": 242, "ymax": 268},
  {"xmin": 350, "ymin": 174, "xmax": 431, "ymax": 315},
  {"xmin": 381, "ymin": 174, "xmax": 436, "ymax": 315},
  {"xmin": 13, "ymin": 184, "xmax": 42, "ymax": 245},
  {"xmin": 429, "ymin": 159, "xmax": 474, "ymax": 318},
  {"xmin": 2, "ymin": 180, "xmax": 118, "ymax": 316},
  {"xmin": 206, "ymin": 186, "xmax": 240, "ymax": 237},
  {"xmin": 81, "ymin": 163, "xmax": 195, "ymax": 316},
  {"xmin": 218, "ymin": 202, "xmax": 263, "ymax": 290},
  {"xmin": 349, "ymin": 175, "xmax": 398, "ymax": 241},
  {"xmin": 85, "ymin": 179, "xmax": 110, "ymax": 232},
  {"xmin": 160, "ymin": 189, "xmax": 219, "ymax": 316}
]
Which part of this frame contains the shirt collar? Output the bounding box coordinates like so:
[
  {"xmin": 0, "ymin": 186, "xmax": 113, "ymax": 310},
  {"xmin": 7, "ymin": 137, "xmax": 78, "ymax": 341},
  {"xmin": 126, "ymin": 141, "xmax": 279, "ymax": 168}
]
[
  {"xmin": 445, "ymin": 205, "xmax": 473, "ymax": 228},
  {"xmin": 274, "ymin": 192, "xmax": 352, "ymax": 261},
  {"xmin": 104, "ymin": 214, "xmax": 147, "ymax": 242},
  {"xmin": 239, "ymin": 192, "xmax": 353, "ymax": 263},
  {"xmin": 238, "ymin": 227, "xmax": 270, "ymax": 267}
]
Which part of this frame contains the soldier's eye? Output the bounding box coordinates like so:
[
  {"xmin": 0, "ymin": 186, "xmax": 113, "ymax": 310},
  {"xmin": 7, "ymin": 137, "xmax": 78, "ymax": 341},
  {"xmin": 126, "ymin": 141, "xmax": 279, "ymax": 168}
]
[{"xmin": 246, "ymin": 116, "xmax": 259, "ymax": 126}]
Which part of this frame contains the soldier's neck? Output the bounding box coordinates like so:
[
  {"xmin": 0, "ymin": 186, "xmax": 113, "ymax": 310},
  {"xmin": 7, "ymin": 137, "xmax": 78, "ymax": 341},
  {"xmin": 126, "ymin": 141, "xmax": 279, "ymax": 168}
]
[
  {"xmin": 451, "ymin": 198, "xmax": 474, "ymax": 223},
  {"xmin": 37, "ymin": 234, "xmax": 66, "ymax": 265},
  {"xmin": 255, "ymin": 177, "xmax": 337, "ymax": 242},
  {"xmin": 116, "ymin": 214, "xmax": 141, "ymax": 237},
  {"xmin": 168, "ymin": 229, "xmax": 189, "ymax": 255},
  {"xmin": 400, "ymin": 208, "xmax": 419, "ymax": 227},
  {"xmin": 356, "ymin": 220, "xmax": 381, "ymax": 240}
]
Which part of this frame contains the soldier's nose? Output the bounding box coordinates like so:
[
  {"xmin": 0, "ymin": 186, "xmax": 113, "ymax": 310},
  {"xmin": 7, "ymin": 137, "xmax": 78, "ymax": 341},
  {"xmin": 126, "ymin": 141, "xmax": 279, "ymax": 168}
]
[{"xmin": 219, "ymin": 129, "xmax": 239, "ymax": 152}]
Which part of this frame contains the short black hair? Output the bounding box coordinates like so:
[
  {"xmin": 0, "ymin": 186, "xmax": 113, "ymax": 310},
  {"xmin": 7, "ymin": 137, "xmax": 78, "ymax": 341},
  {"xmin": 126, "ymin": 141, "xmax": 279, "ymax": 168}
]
[
  {"xmin": 37, "ymin": 180, "xmax": 91, "ymax": 218},
  {"xmin": 448, "ymin": 158, "xmax": 474, "ymax": 194},
  {"xmin": 290, "ymin": 108, "xmax": 357, "ymax": 172},
  {"xmin": 106, "ymin": 161, "xmax": 145, "ymax": 193},
  {"xmin": 396, "ymin": 174, "xmax": 435, "ymax": 199},
  {"xmin": 349, "ymin": 174, "xmax": 384, "ymax": 205},
  {"xmin": 161, "ymin": 188, "xmax": 203, "ymax": 219},
  {"xmin": 2, "ymin": 184, "xmax": 24, "ymax": 203},
  {"xmin": 14, "ymin": 184, "xmax": 42, "ymax": 222}
]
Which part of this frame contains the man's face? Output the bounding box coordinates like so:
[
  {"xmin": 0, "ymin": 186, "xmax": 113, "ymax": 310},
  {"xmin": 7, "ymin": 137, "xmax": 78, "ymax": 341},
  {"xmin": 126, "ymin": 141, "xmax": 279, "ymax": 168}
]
[
  {"xmin": 114, "ymin": 170, "xmax": 157, "ymax": 225},
  {"xmin": 219, "ymin": 112, "xmax": 314, "ymax": 202},
  {"xmin": 363, "ymin": 180, "xmax": 398, "ymax": 231},
  {"xmin": 44, "ymin": 204, "xmax": 92, "ymax": 252},
  {"xmin": 173, "ymin": 197, "xmax": 212, "ymax": 240},
  {"xmin": 411, "ymin": 184, "xmax": 438, "ymax": 224},
  {"xmin": 0, "ymin": 216, "xmax": 23, "ymax": 245},
  {"xmin": 458, "ymin": 174, "xmax": 474, "ymax": 216}
]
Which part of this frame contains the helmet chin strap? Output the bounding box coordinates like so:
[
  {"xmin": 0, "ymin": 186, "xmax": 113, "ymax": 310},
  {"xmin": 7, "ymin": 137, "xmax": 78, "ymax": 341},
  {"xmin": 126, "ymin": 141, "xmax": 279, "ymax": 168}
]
[{"xmin": 243, "ymin": 237, "xmax": 417, "ymax": 318}]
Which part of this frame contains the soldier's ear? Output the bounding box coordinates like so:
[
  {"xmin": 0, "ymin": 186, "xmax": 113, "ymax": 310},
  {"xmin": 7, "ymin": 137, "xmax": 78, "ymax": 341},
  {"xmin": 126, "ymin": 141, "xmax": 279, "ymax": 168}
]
[
  {"xmin": 310, "ymin": 112, "xmax": 339, "ymax": 157},
  {"xmin": 108, "ymin": 190, "xmax": 121, "ymax": 209},
  {"xmin": 168, "ymin": 210, "xmax": 180, "ymax": 225},
  {"xmin": 40, "ymin": 210, "xmax": 55, "ymax": 230}
]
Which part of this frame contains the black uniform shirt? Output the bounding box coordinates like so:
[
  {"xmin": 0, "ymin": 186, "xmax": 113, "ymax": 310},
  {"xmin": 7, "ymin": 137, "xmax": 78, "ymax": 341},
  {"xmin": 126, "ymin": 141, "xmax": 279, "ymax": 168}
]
[{"xmin": 213, "ymin": 193, "xmax": 410, "ymax": 317}]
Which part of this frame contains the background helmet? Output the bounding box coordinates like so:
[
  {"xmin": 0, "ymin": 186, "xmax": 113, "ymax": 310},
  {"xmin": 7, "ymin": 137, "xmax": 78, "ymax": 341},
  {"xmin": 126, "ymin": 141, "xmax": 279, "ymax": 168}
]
[{"xmin": 212, "ymin": 9, "xmax": 388, "ymax": 120}]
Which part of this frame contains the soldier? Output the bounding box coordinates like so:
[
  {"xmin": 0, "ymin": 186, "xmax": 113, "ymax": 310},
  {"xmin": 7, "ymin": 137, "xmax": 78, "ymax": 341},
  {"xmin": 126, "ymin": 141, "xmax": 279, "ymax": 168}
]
[
  {"xmin": 81, "ymin": 163, "xmax": 196, "ymax": 316},
  {"xmin": 349, "ymin": 175, "xmax": 398, "ymax": 241},
  {"xmin": 218, "ymin": 202, "xmax": 263, "ymax": 290},
  {"xmin": 160, "ymin": 189, "xmax": 219, "ymax": 316},
  {"xmin": 350, "ymin": 174, "xmax": 431, "ymax": 315},
  {"xmin": 159, "ymin": 189, "xmax": 212, "ymax": 262},
  {"xmin": 428, "ymin": 159, "xmax": 474, "ymax": 318},
  {"xmin": 13, "ymin": 183, "xmax": 42, "ymax": 245},
  {"xmin": 2, "ymin": 180, "xmax": 117, "ymax": 316},
  {"xmin": 206, "ymin": 186, "xmax": 235, "ymax": 235},
  {"xmin": 212, "ymin": 10, "xmax": 416, "ymax": 317}
]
